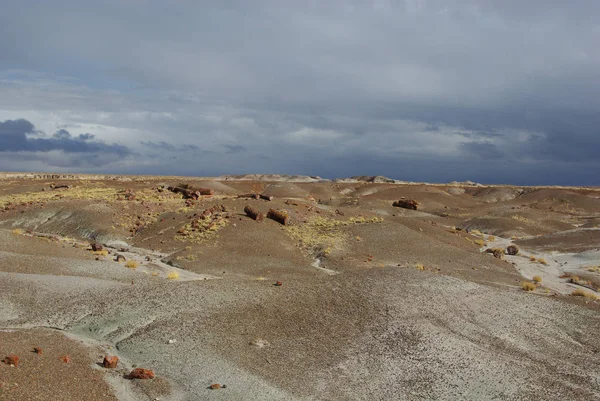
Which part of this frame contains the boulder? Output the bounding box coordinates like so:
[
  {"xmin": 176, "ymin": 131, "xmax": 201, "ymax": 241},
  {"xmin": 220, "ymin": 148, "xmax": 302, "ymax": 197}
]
[{"xmin": 91, "ymin": 243, "xmax": 103, "ymax": 252}]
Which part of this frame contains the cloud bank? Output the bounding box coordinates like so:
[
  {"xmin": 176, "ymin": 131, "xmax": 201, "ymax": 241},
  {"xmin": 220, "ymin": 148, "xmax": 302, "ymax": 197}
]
[{"xmin": 0, "ymin": 1, "xmax": 598, "ymax": 184}]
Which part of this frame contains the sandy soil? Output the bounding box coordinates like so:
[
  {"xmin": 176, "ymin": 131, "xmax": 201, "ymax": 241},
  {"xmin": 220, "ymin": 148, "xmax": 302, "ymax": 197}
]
[{"xmin": 0, "ymin": 175, "xmax": 599, "ymax": 400}]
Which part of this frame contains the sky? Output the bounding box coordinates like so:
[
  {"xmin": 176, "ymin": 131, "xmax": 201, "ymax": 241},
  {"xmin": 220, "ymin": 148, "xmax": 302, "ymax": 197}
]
[{"xmin": 1, "ymin": 0, "xmax": 599, "ymax": 185}]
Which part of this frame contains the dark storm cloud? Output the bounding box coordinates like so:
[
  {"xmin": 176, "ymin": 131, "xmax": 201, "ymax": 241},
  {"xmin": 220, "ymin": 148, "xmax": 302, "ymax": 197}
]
[
  {"xmin": 460, "ymin": 141, "xmax": 504, "ymax": 160},
  {"xmin": 223, "ymin": 144, "xmax": 246, "ymax": 154},
  {"xmin": 0, "ymin": 1, "xmax": 599, "ymax": 184},
  {"xmin": 0, "ymin": 119, "xmax": 130, "ymax": 157},
  {"xmin": 140, "ymin": 141, "xmax": 199, "ymax": 152}
]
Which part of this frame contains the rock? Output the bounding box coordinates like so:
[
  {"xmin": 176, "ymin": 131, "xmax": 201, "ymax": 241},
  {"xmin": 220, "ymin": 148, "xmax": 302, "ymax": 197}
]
[
  {"xmin": 506, "ymin": 245, "xmax": 519, "ymax": 255},
  {"xmin": 115, "ymin": 254, "xmax": 126, "ymax": 262},
  {"xmin": 3, "ymin": 355, "xmax": 19, "ymax": 366},
  {"xmin": 167, "ymin": 339, "xmax": 177, "ymax": 344},
  {"xmin": 274, "ymin": 281, "xmax": 283, "ymax": 286},
  {"xmin": 208, "ymin": 383, "xmax": 222, "ymax": 390},
  {"xmin": 33, "ymin": 347, "xmax": 43, "ymax": 355},
  {"xmin": 128, "ymin": 368, "xmax": 155, "ymax": 379},
  {"xmin": 61, "ymin": 355, "xmax": 71, "ymax": 363},
  {"xmin": 392, "ymin": 198, "xmax": 419, "ymax": 210},
  {"xmin": 105, "ymin": 240, "xmax": 130, "ymax": 250},
  {"xmin": 91, "ymin": 243, "xmax": 103, "ymax": 252},
  {"xmin": 493, "ymin": 249, "xmax": 505, "ymax": 259},
  {"xmin": 103, "ymin": 355, "xmax": 119, "ymax": 369},
  {"xmin": 249, "ymin": 338, "xmax": 269, "ymax": 348}
]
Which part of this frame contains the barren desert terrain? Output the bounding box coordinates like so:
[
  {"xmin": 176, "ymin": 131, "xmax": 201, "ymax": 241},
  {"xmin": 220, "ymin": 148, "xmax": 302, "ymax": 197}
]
[{"xmin": 0, "ymin": 173, "xmax": 599, "ymax": 400}]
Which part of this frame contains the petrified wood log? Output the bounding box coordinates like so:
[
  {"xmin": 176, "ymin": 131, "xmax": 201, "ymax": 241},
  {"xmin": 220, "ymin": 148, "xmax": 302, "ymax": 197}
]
[
  {"xmin": 168, "ymin": 186, "xmax": 214, "ymax": 199},
  {"xmin": 392, "ymin": 198, "xmax": 419, "ymax": 210},
  {"xmin": 267, "ymin": 209, "xmax": 289, "ymax": 225},
  {"xmin": 244, "ymin": 206, "xmax": 264, "ymax": 222},
  {"xmin": 259, "ymin": 194, "xmax": 273, "ymax": 201},
  {"xmin": 238, "ymin": 193, "xmax": 260, "ymax": 200}
]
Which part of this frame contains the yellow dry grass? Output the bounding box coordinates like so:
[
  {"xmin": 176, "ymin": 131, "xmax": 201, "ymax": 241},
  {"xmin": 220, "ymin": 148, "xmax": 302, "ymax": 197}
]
[
  {"xmin": 167, "ymin": 271, "xmax": 179, "ymax": 280},
  {"xmin": 532, "ymin": 275, "xmax": 542, "ymax": 283},
  {"xmin": 521, "ymin": 281, "xmax": 537, "ymax": 291},
  {"xmin": 91, "ymin": 250, "xmax": 109, "ymax": 256},
  {"xmin": 538, "ymin": 258, "xmax": 548, "ymax": 265},
  {"xmin": 11, "ymin": 228, "xmax": 23, "ymax": 235},
  {"xmin": 571, "ymin": 289, "xmax": 599, "ymax": 300},
  {"xmin": 125, "ymin": 260, "xmax": 139, "ymax": 269}
]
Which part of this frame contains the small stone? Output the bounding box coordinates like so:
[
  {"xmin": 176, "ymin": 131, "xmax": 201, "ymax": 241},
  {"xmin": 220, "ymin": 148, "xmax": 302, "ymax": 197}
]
[
  {"xmin": 115, "ymin": 254, "xmax": 126, "ymax": 262},
  {"xmin": 33, "ymin": 347, "xmax": 43, "ymax": 355},
  {"xmin": 91, "ymin": 243, "xmax": 103, "ymax": 252},
  {"xmin": 208, "ymin": 383, "xmax": 221, "ymax": 390},
  {"xmin": 274, "ymin": 281, "xmax": 283, "ymax": 286},
  {"xmin": 167, "ymin": 339, "xmax": 177, "ymax": 344},
  {"xmin": 249, "ymin": 338, "xmax": 269, "ymax": 348},
  {"xmin": 128, "ymin": 368, "xmax": 155, "ymax": 380},
  {"xmin": 61, "ymin": 355, "xmax": 71, "ymax": 363},
  {"xmin": 103, "ymin": 355, "xmax": 119, "ymax": 369},
  {"xmin": 3, "ymin": 355, "xmax": 19, "ymax": 366}
]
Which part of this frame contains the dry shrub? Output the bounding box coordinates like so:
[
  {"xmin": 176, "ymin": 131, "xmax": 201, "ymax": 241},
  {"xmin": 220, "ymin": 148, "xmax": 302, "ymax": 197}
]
[
  {"xmin": 167, "ymin": 271, "xmax": 179, "ymax": 280},
  {"xmin": 532, "ymin": 275, "xmax": 542, "ymax": 283},
  {"xmin": 538, "ymin": 258, "xmax": 548, "ymax": 265},
  {"xmin": 92, "ymin": 250, "xmax": 109, "ymax": 256},
  {"xmin": 521, "ymin": 281, "xmax": 537, "ymax": 291},
  {"xmin": 529, "ymin": 255, "xmax": 537, "ymax": 262},
  {"xmin": 11, "ymin": 228, "xmax": 23, "ymax": 235},
  {"xmin": 415, "ymin": 263, "xmax": 425, "ymax": 271},
  {"xmin": 571, "ymin": 289, "xmax": 599, "ymax": 300},
  {"xmin": 474, "ymin": 239, "xmax": 486, "ymax": 247},
  {"xmin": 125, "ymin": 260, "xmax": 139, "ymax": 269}
]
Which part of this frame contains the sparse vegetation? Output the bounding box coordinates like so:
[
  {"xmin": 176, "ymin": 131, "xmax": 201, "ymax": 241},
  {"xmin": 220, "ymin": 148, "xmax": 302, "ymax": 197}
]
[
  {"xmin": 530, "ymin": 255, "xmax": 537, "ymax": 262},
  {"xmin": 521, "ymin": 281, "xmax": 537, "ymax": 291},
  {"xmin": 11, "ymin": 228, "xmax": 23, "ymax": 235},
  {"xmin": 474, "ymin": 239, "xmax": 486, "ymax": 247},
  {"xmin": 91, "ymin": 250, "xmax": 109, "ymax": 257},
  {"xmin": 415, "ymin": 263, "xmax": 425, "ymax": 271},
  {"xmin": 532, "ymin": 275, "xmax": 542, "ymax": 283},
  {"xmin": 167, "ymin": 271, "xmax": 179, "ymax": 280},
  {"xmin": 571, "ymin": 289, "xmax": 599, "ymax": 300},
  {"xmin": 125, "ymin": 260, "xmax": 139, "ymax": 269},
  {"xmin": 538, "ymin": 258, "xmax": 548, "ymax": 265}
]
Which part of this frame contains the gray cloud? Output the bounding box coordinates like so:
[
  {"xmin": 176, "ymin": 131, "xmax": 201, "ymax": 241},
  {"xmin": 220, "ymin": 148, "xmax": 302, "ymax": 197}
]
[
  {"xmin": 0, "ymin": 119, "xmax": 131, "ymax": 165},
  {"xmin": 0, "ymin": 1, "xmax": 599, "ymax": 184}
]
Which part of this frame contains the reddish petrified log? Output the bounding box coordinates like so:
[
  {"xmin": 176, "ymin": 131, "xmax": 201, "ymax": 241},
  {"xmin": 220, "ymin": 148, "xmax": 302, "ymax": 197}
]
[
  {"xmin": 3, "ymin": 355, "xmax": 19, "ymax": 366},
  {"xmin": 267, "ymin": 209, "xmax": 289, "ymax": 225},
  {"xmin": 244, "ymin": 206, "xmax": 264, "ymax": 222},
  {"xmin": 392, "ymin": 198, "xmax": 419, "ymax": 210},
  {"xmin": 127, "ymin": 368, "xmax": 155, "ymax": 379},
  {"xmin": 259, "ymin": 194, "xmax": 273, "ymax": 201},
  {"xmin": 103, "ymin": 355, "xmax": 119, "ymax": 369},
  {"xmin": 168, "ymin": 186, "xmax": 214, "ymax": 199},
  {"xmin": 237, "ymin": 193, "xmax": 260, "ymax": 200},
  {"xmin": 506, "ymin": 245, "xmax": 519, "ymax": 255}
]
